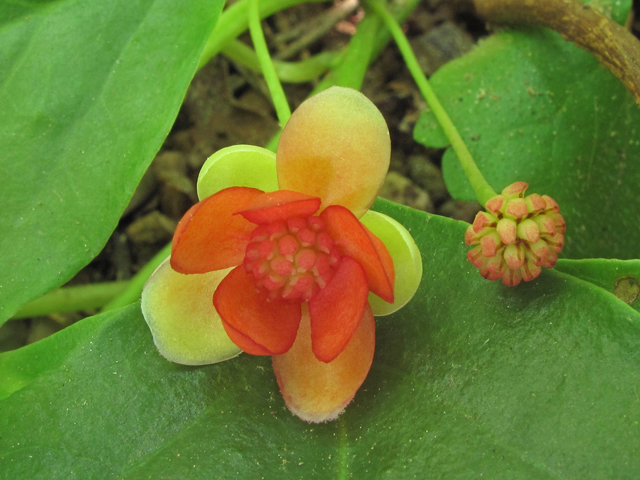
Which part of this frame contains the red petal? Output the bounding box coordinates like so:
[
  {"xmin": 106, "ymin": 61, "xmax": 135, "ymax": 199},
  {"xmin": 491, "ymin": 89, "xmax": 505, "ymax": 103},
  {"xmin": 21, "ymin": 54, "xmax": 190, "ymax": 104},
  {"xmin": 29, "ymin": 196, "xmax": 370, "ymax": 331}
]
[
  {"xmin": 308, "ymin": 257, "xmax": 368, "ymax": 363},
  {"xmin": 221, "ymin": 320, "xmax": 273, "ymax": 356},
  {"xmin": 320, "ymin": 205, "xmax": 394, "ymax": 302},
  {"xmin": 272, "ymin": 304, "xmax": 375, "ymax": 423},
  {"xmin": 213, "ymin": 266, "xmax": 301, "ymax": 355},
  {"xmin": 171, "ymin": 187, "xmax": 263, "ymax": 274},
  {"xmin": 362, "ymin": 223, "xmax": 395, "ymax": 295},
  {"xmin": 237, "ymin": 190, "xmax": 321, "ymax": 224}
]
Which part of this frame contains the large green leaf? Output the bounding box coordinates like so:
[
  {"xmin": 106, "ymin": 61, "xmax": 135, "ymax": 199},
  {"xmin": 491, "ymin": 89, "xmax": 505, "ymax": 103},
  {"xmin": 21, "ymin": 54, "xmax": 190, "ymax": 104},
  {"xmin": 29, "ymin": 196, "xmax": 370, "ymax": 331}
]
[
  {"xmin": 0, "ymin": 0, "xmax": 224, "ymax": 325},
  {"xmin": 2, "ymin": 201, "xmax": 638, "ymax": 478},
  {"xmin": 555, "ymin": 258, "xmax": 640, "ymax": 313},
  {"xmin": 414, "ymin": 27, "xmax": 640, "ymax": 260}
]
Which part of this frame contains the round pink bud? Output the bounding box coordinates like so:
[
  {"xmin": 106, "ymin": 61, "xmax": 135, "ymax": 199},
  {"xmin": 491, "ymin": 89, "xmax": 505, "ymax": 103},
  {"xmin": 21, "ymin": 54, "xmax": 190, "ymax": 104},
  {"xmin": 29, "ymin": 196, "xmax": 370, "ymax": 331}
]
[{"xmin": 465, "ymin": 181, "xmax": 565, "ymax": 286}]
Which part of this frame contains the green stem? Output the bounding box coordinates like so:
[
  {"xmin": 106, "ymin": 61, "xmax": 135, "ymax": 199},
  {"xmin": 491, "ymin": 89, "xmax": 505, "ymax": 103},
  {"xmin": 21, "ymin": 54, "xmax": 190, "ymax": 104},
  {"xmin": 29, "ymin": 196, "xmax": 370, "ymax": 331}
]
[
  {"xmin": 263, "ymin": 0, "xmax": 420, "ymax": 149},
  {"xmin": 11, "ymin": 282, "xmax": 129, "ymax": 320},
  {"xmin": 101, "ymin": 242, "xmax": 172, "ymax": 312},
  {"xmin": 199, "ymin": 0, "xmax": 328, "ymax": 70},
  {"xmin": 248, "ymin": 0, "xmax": 291, "ymax": 126},
  {"xmin": 365, "ymin": 0, "xmax": 497, "ymax": 205},
  {"xmin": 330, "ymin": 13, "xmax": 382, "ymax": 90},
  {"xmin": 10, "ymin": 243, "xmax": 173, "ymax": 319},
  {"xmin": 313, "ymin": 0, "xmax": 420, "ymax": 91},
  {"xmin": 222, "ymin": 39, "xmax": 345, "ymax": 83}
]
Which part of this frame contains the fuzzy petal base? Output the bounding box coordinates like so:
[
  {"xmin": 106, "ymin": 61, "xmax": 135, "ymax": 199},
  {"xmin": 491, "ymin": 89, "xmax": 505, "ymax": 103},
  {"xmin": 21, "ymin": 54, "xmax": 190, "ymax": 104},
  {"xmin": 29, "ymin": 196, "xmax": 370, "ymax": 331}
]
[
  {"xmin": 141, "ymin": 259, "xmax": 241, "ymax": 365},
  {"xmin": 272, "ymin": 304, "xmax": 375, "ymax": 423}
]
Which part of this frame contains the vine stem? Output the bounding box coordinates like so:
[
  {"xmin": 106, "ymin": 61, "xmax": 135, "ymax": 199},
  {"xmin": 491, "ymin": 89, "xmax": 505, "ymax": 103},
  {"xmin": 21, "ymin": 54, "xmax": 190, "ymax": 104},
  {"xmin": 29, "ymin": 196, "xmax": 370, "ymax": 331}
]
[
  {"xmin": 365, "ymin": 0, "xmax": 497, "ymax": 205},
  {"xmin": 248, "ymin": 0, "xmax": 292, "ymax": 126},
  {"xmin": 10, "ymin": 243, "xmax": 172, "ymax": 319},
  {"xmin": 222, "ymin": 40, "xmax": 345, "ymax": 83},
  {"xmin": 199, "ymin": 0, "xmax": 327, "ymax": 70},
  {"xmin": 474, "ymin": 0, "xmax": 640, "ymax": 108},
  {"xmin": 101, "ymin": 242, "xmax": 172, "ymax": 312},
  {"xmin": 11, "ymin": 282, "xmax": 128, "ymax": 320}
]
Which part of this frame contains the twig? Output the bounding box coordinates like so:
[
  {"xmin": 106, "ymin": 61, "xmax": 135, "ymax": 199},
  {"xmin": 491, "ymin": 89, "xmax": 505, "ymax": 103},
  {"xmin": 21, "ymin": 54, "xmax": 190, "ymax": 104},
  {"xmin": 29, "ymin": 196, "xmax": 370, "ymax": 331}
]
[{"xmin": 473, "ymin": 0, "xmax": 640, "ymax": 107}]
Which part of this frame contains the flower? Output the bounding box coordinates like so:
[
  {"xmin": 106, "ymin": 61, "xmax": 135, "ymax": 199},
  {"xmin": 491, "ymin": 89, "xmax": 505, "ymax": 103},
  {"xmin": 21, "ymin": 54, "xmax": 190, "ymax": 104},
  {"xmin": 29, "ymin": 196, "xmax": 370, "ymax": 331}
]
[
  {"xmin": 465, "ymin": 181, "xmax": 565, "ymax": 286},
  {"xmin": 141, "ymin": 87, "xmax": 422, "ymax": 422}
]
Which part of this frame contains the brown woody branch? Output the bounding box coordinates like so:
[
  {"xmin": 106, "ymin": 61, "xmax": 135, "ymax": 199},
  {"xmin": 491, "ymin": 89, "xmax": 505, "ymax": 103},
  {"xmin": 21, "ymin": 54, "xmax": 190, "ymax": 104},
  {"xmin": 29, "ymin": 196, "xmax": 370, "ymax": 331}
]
[{"xmin": 473, "ymin": 0, "xmax": 640, "ymax": 107}]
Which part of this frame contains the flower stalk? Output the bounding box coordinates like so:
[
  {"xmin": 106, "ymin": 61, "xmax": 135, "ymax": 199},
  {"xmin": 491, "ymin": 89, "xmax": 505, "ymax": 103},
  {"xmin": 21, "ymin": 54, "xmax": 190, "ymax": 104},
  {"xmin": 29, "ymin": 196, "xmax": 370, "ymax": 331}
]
[
  {"xmin": 248, "ymin": 0, "xmax": 292, "ymax": 125},
  {"xmin": 365, "ymin": 0, "xmax": 497, "ymax": 205}
]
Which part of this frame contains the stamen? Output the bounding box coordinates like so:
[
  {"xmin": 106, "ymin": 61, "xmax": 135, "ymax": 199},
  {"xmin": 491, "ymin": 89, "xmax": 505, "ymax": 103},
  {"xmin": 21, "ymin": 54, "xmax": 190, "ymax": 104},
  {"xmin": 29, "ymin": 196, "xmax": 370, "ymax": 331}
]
[
  {"xmin": 287, "ymin": 217, "xmax": 306, "ymax": 233},
  {"xmin": 316, "ymin": 232, "xmax": 333, "ymax": 254},
  {"xmin": 243, "ymin": 215, "xmax": 341, "ymax": 302},
  {"xmin": 307, "ymin": 216, "xmax": 324, "ymax": 231},
  {"xmin": 295, "ymin": 249, "xmax": 317, "ymax": 271},
  {"xmin": 267, "ymin": 221, "xmax": 287, "ymax": 238},
  {"xmin": 297, "ymin": 228, "xmax": 316, "ymax": 246},
  {"xmin": 258, "ymin": 239, "xmax": 276, "ymax": 260},
  {"xmin": 278, "ymin": 235, "xmax": 298, "ymax": 258}
]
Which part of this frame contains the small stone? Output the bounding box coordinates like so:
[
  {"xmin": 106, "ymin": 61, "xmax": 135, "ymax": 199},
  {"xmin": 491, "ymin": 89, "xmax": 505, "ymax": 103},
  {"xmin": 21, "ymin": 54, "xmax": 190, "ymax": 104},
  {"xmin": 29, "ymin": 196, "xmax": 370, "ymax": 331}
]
[
  {"xmin": 438, "ymin": 200, "xmax": 482, "ymax": 223},
  {"xmin": 379, "ymin": 171, "xmax": 434, "ymax": 213},
  {"xmin": 152, "ymin": 151, "xmax": 198, "ymax": 219},
  {"xmin": 410, "ymin": 21, "xmax": 475, "ymax": 76},
  {"xmin": 126, "ymin": 211, "xmax": 178, "ymax": 245},
  {"xmin": 408, "ymin": 155, "xmax": 448, "ymax": 203}
]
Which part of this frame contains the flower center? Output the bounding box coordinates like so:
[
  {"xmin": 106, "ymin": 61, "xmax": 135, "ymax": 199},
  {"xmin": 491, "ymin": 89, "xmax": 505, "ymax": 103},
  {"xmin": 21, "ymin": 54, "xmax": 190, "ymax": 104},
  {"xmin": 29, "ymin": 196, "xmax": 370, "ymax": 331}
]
[{"xmin": 243, "ymin": 215, "xmax": 341, "ymax": 302}]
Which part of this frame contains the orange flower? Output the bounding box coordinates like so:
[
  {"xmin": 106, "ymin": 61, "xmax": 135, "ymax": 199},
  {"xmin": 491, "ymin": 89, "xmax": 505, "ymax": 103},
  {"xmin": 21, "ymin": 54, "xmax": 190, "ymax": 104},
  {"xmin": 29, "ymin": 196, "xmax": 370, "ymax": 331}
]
[{"xmin": 142, "ymin": 87, "xmax": 421, "ymax": 422}]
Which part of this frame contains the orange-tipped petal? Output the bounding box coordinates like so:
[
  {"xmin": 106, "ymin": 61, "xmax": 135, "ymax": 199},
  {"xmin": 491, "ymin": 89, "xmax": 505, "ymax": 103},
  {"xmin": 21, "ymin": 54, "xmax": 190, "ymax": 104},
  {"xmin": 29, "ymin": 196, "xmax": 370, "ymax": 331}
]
[
  {"xmin": 213, "ymin": 265, "xmax": 301, "ymax": 355},
  {"xmin": 360, "ymin": 210, "xmax": 422, "ymax": 316},
  {"xmin": 237, "ymin": 190, "xmax": 321, "ymax": 225},
  {"xmin": 277, "ymin": 86, "xmax": 390, "ymax": 218},
  {"xmin": 272, "ymin": 303, "xmax": 375, "ymax": 423},
  {"xmin": 362, "ymin": 223, "xmax": 395, "ymax": 295},
  {"xmin": 320, "ymin": 205, "xmax": 394, "ymax": 302},
  {"xmin": 141, "ymin": 259, "xmax": 241, "ymax": 365},
  {"xmin": 171, "ymin": 187, "xmax": 263, "ymax": 274},
  {"xmin": 308, "ymin": 256, "xmax": 369, "ymax": 363},
  {"xmin": 221, "ymin": 321, "xmax": 273, "ymax": 356}
]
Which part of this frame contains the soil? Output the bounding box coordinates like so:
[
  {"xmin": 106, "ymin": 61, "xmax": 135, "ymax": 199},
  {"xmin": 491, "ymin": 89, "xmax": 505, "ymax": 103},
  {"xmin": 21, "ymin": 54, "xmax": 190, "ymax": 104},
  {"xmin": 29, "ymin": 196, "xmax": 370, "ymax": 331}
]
[{"xmin": 0, "ymin": 0, "xmax": 551, "ymax": 350}]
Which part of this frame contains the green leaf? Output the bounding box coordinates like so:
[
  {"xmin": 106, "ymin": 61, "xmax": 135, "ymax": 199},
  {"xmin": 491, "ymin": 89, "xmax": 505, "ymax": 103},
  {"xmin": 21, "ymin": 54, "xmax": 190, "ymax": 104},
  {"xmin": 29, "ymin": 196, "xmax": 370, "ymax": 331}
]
[
  {"xmin": 0, "ymin": 0, "xmax": 225, "ymax": 325},
  {"xmin": 590, "ymin": 0, "xmax": 633, "ymax": 24},
  {"xmin": 2, "ymin": 201, "xmax": 639, "ymax": 478},
  {"xmin": 414, "ymin": 27, "xmax": 640, "ymax": 260},
  {"xmin": 555, "ymin": 258, "xmax": 640, "ymax": 313}
]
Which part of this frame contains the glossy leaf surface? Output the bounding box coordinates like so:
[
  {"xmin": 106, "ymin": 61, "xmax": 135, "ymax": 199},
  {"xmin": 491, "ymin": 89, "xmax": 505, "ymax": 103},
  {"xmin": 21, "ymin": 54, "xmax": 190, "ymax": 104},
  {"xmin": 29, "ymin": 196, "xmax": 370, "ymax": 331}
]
[
  {"xmin": 0, "ymin": 0, "xmax": 224, "ymax": 325},
  {"xmin": 1, "ymin": 200, "xmax": 638, "ymax": 478},
  {"xmin": 414, "ymin": 28, "xmax": 640, "ymax": 260},
  {"xmin": 555, "ymin": 258, "xmax": 640, "ymax": 313}
]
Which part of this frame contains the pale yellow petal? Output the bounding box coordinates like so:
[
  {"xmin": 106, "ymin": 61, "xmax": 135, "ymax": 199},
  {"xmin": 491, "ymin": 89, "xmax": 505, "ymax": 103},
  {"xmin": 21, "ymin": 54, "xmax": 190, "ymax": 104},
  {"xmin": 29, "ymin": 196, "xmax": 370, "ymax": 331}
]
[
  {"xmin": 197, "ymin": 145, "xmax": 278, "ymax": 200},
  {"xmin": 141, "ymin": 258, "xmax": 241, "ymax": 365}
]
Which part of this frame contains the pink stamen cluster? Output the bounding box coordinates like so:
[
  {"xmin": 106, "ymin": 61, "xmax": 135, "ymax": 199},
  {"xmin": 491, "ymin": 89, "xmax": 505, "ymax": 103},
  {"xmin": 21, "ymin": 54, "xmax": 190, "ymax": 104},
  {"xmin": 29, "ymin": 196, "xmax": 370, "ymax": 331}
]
[
  {"xmin": 465, "ymin": 181, "xmax": 565, "ymax": 286},
  {"xmin": 244, "ymin": 215, "xmax": 341, "ymax": 301}
]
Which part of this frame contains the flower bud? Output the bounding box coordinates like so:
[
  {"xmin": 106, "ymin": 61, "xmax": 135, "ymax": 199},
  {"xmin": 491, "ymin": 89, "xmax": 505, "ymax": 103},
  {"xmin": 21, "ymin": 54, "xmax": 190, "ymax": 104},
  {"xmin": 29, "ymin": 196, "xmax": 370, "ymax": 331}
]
[{"xmin": 465, "ymin": 182, "xmax": 565, "ymax": 286}]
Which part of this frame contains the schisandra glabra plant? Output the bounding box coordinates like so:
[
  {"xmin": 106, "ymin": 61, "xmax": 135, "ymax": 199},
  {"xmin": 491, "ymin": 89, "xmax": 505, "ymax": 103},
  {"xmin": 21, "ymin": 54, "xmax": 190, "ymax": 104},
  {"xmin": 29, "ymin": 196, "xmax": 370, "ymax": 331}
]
[{"xmin": 141, "ymin": 87, "xmax": 422, "ymax": 423}]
